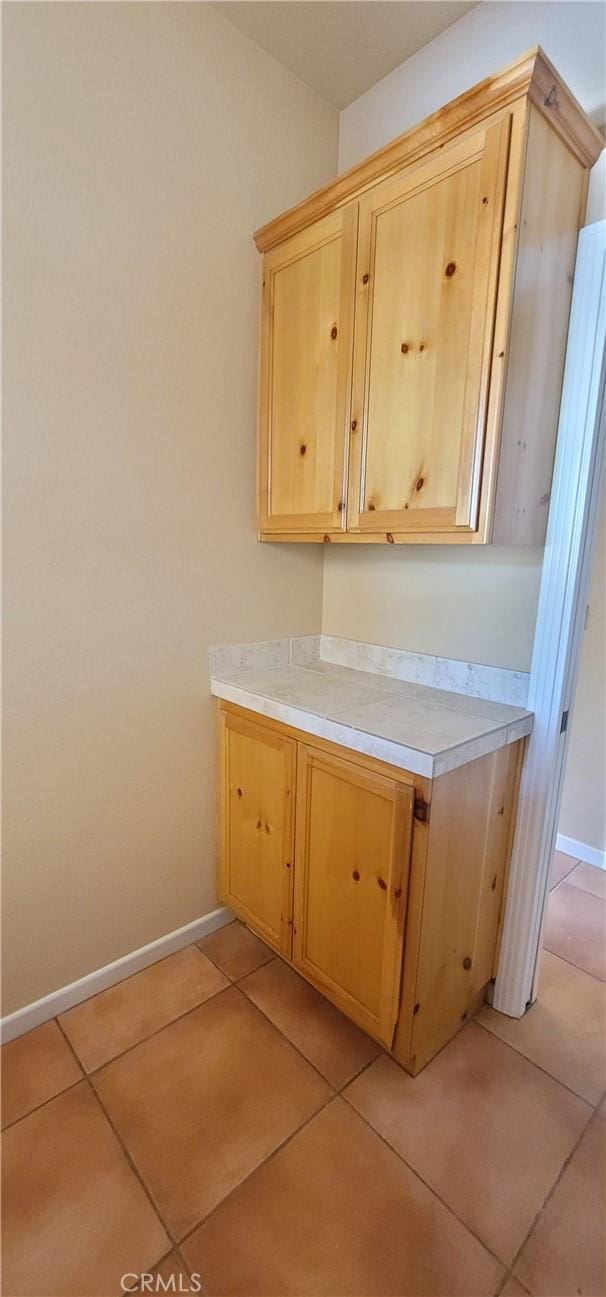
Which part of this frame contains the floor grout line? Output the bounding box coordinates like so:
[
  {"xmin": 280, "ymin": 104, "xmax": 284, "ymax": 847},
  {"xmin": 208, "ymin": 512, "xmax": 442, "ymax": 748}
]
[
  {"xmin": 0, "ymin": 1074, "xmax": 85, "ymax": 1134},
  {"xmin": 540, "ymin": 942, "xmax": 606, "ymax": 984},
  {"xmin": 501, "ymin": 1099, "xmax": 598, "ymax": 1288},
  {"xmin": 472, "ymin": 1015, "xmax": 601, "ymax": 1109},
  {"xmin": 177, "ymin": 1092, "xmax": 336, "ymax": 1253},
  {"xmin": 55, "ymin": 1016, "xmax": 179, "ymax": 1263},
  {"xmin": 338, "ymin": 1087, "xmax": 510, "ymax": 1280}
]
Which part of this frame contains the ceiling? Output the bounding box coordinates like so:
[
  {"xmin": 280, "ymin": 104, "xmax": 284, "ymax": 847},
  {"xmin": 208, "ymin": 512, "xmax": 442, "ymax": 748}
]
[{"xmin": 213, "ymin": 1, "xmax": 479, "ymax": 109}]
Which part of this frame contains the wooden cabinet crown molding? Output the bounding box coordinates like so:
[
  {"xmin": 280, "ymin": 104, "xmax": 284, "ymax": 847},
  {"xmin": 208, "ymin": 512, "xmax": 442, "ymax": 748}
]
[{"xmin": 254, "ymin": 47, "xmax": 603, "ymax": 254}]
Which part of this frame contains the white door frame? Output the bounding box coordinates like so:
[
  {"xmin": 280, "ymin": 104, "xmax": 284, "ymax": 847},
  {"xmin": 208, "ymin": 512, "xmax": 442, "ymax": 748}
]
[{"xmin": 493, "ymin": 219, "xmax": 606, "ymax": 1018}]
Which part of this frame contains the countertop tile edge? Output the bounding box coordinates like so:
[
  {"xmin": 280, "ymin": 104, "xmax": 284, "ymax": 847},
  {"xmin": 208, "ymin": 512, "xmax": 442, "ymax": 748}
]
[{"xmin": 211, "ymin": 677, "xmax": 436, "ymax": 777}]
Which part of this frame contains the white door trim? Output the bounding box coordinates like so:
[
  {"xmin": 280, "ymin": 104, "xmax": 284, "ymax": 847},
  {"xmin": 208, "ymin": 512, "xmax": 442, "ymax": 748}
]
[{"xmin": 493, "ymin": 219, "xmax": 606, "ymax": 1017}]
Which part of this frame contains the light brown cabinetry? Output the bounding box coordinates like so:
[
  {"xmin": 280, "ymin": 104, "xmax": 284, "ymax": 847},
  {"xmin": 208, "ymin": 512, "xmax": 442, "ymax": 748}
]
[
  {"xmin": 293, "ymin": 746, "xmax": 413, "ymax": 1044},
  {"xmin": 258, "ymin": 207, "xmax": 357, "ymax": 535},
  {"xmin": 255, "ymin": 49, "xmax": 602, "ymax": 545},
  {"xmin": 218, "ymin": 708, "xmax": 295, "ymax": 957},
  {"xmin": 217, "ymin": 701, "xmax": 523, "ymax": 1072}
]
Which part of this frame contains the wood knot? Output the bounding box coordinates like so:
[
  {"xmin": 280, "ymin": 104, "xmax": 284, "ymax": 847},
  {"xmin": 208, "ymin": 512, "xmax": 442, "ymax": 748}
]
[
  {"xmin": 299, "ymin": 443, "xmax": 307, "ymax": 456},
  {"xmin": 386, "ymin": 532, "xmax": 394, "ymax": 543},
  {"xmin": 544, "ymin": 84, "xmax": 559, "ymax": 109},
  {"xmin": 393, "ymin": 887, "xmax": 402, "ymax": 899},
  {"xmin": 492, "ymin": 876, "xmax": 497, "ymax": 891},
  {"xmin": 323, "ymin": 534, "xmax": 331, "ymax": 543},
  {"xmin": 338, "ymin": 500, "xmax": 344, "ymax": 512},
  {"xmin": 419, "ymin": 342, "xmax": 426, "ymax": 352},
  {"xmin": 368, "ymin": 501, "xmax": 376, "ymax": 511},
  {"xmin": 351, "ymin": 419, "xmax": 358, "ymax": 431},
  {"xmin": 352, "ymin": 869, "xmax": 360, "ymax": 882},
  {"xmin": 330, "ymin": 324, "xmax": 338, "ymax": 339},
  {"xmin": 445, "ymin": 261, "xmax": 457, "ymax": 278},
  {"xmin": 401, "ymin": 342, "xmax": 409, "ymax": 354},
  {"xmin": 463, "ymin": 956, "xmax": 472, "ymax": 971},
  {"xmin": 362, "ymin": 273, "xmax": 369, "ymax": 284},
  {"xmin": 482, "ymin": 195, "xmax": 489, "ymax": 205},
  {"xmin": 236, "ymin": 787, "xmax": 243, "ymax": 798},
  {"xmin": 416, "ymin": 477, "xmax": 424, "ymax": 492},
  {"xmin": 256, "ymin": 819, "xmax": 262, "ymax": 830},
  {"xmin": 377, "ymin": 877, "xmax": 387, "ymax": 891}
]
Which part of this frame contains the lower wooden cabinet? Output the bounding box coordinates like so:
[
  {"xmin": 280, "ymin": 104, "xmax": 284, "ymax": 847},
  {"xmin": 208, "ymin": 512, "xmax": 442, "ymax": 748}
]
[
  {"xmin": 218, "ymin": 708, "xmax": 295, "ymax": 958},
  {"xmin": 217, "ymin": 701, "xmax": 523, "ymax": 1073},
  {"xmin": 293, "ymin": 746, "xmax": 413, "ymax": 1045}
]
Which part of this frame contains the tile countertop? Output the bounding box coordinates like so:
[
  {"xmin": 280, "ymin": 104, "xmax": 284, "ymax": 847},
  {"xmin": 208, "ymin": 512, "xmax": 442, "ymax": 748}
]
[{"xmin": 210, "ymin": 640, "xmax": 533, "ymax": 780}]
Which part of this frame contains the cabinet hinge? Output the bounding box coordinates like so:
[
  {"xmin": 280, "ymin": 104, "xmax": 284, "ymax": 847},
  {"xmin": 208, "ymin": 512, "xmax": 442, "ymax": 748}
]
[
  {"xmin": 414, "ymin": 796, "xmax": 430, "ymax": 823},
  {"xmin": 560, "ymin": 709, "xmax": 569, "ymax": 735}
]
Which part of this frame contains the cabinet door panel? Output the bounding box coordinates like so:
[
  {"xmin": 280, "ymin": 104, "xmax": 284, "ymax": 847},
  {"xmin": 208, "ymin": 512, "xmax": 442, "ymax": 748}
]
[
  {"xmin": 349, "ymin": 117, "xmax": 511, "ymax": 534},
  {"xmin": 293, "ymin": 747, "xmax": 413, "ymax": 1045},
  {"xmin": 259, "ymin": 206, "xmax": 357, "ymax": 534},
  {"xmin": 219, "ymin": 710, "xmax": 295, "ymax": 956}
]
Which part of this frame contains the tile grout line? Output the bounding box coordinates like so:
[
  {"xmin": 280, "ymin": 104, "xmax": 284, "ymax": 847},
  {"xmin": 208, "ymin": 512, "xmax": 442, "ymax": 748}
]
[
  {"xmin": 537, "ymin": 943, "xmax": 605, "ymax": 984},
  {"xmin": 75, "ymin": 975, "xmax": 236, "ymax": 1079},
  {"xmin": 198, "ymin": 940, "xmax": 384, "ymax": 1091},
  {"xmin": 472, "ymin": 1015, "xmax": 603, "ymax": 1109},
  {"xmin": 498, "ymin": 1096, "xmax": 599, "ymax": 1291},
  {"xmin": 337, "ymin": 1086, "xmax": 510, "ymax": 1280},
  {"xmin": 550, "ymin": 858, "xmax": 583, "ymax": 892},
  {"xmin": 177, "ymin": 1096, "xmax": 337, "ymax": 1254},
  {"xmin": 54, "ymin": 1016, "xmax": 179, "ymax": 1263},
  {"xmin": 1, "ymin": 1074, "xmax": 85, "ymax": 1134}
]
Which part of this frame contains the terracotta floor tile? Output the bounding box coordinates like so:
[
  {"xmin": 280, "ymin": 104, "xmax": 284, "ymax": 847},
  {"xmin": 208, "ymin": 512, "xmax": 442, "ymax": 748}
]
[
  {"xmin": 240, "ymin": 957, "xmax": 380, "ymax": 1087},
  {"xmin": 93, "ymin": 986, "xmax": 330, "ymax": 1238},
  {"xmin": 184, "ymin": 1098, "xmax": 504, "ymax": 1297},
  {"xmin": 1, "ymin": 1020, "xmax": 82, "ymax": 1129},
  {"xmin": 1, "ymin": 1081, "xmax": 168, "ymax": 1297},
  {"xmin": 344, "ymin": 1024, "xmax": 591, "ymax": 1264},
  {"xmin": 567, "ymin": 861, "xmax": 606, "ymax": 901},
  {"xmin": 549, "ymin": 851, "xmax": 578, "ymax": 891},
  {"xmin": 476, "ymin": 951, "xmax": 606, "ymax": 1104},
  {"xmin": 197, "ymin": 920, "xmax": 274, "ymax": 980},
  {"xmin": 59, "ymin": 946, "xmax": 228, "ymax": 1072},
  {"xmin": 515, "ymin": 1116, "xmax": 605, "ymax": 1297},
  {"xmin": 543, "ymin": 883, "xmax": 606, "ymax": 981}
]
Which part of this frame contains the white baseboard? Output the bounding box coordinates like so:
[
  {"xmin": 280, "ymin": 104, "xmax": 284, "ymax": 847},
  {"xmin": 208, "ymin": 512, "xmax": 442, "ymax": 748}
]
[
  {"xmin": 556, "ymin": 833, "xmax": 606, "ymax": 870},
  {"xmin": 0, "ymin": 906, "xmax": 233, "ymax": 1044}
]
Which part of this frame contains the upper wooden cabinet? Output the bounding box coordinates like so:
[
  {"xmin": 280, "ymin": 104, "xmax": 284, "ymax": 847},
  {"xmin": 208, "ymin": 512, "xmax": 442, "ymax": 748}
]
[
  {"xmin": 254, "ymin": 49, "xmax": 603, "ymax": 546},
  {"xmin": 258, "ymin": 207, "xmax": 357, "ymax": 534}
]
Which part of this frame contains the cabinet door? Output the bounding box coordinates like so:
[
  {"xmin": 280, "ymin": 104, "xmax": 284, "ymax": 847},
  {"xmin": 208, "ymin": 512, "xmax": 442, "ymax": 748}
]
[
  {"xmin": 258, "ymin": 205, "xmax": 358, "ymax": 535},
  {"xmin": 348, "ymin": 116, "xmax": 511, "ymax": 535},
  {"xmin": 219, "ymin": 709, "xmax": 295, "ymax": 956},
  {"xmin": 293, "ymin": 746, "xmax": 414, "ymax": 1045}
]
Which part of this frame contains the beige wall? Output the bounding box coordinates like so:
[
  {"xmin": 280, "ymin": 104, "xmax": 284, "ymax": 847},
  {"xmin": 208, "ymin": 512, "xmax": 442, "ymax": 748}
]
[
  {"xmin": 559, "ymin": 488, "xmax": 606, "ymax": 856},
  {"xmin": 3, "ymin": 2, "xmax": 337, "ymax": 1014},
  {"xmin": 322, "ymin": 0, "xmax": 605, "ymax": 672}
]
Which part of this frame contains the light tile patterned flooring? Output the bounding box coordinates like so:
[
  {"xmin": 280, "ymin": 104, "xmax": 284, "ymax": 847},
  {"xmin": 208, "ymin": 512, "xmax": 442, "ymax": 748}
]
[{"xmin": 1, "ymin": 852, "xmax": 604, "ymax": 1296}]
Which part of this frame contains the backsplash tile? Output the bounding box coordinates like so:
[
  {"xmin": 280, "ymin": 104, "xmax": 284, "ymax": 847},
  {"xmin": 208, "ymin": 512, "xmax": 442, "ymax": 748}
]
[
  {"xmin": 211, "ymin": 639, "xmax": 290, "ymax": 677},
  {"xmin": 212, "ymin": 635, "xmax": 530, "ymax": 709}
]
